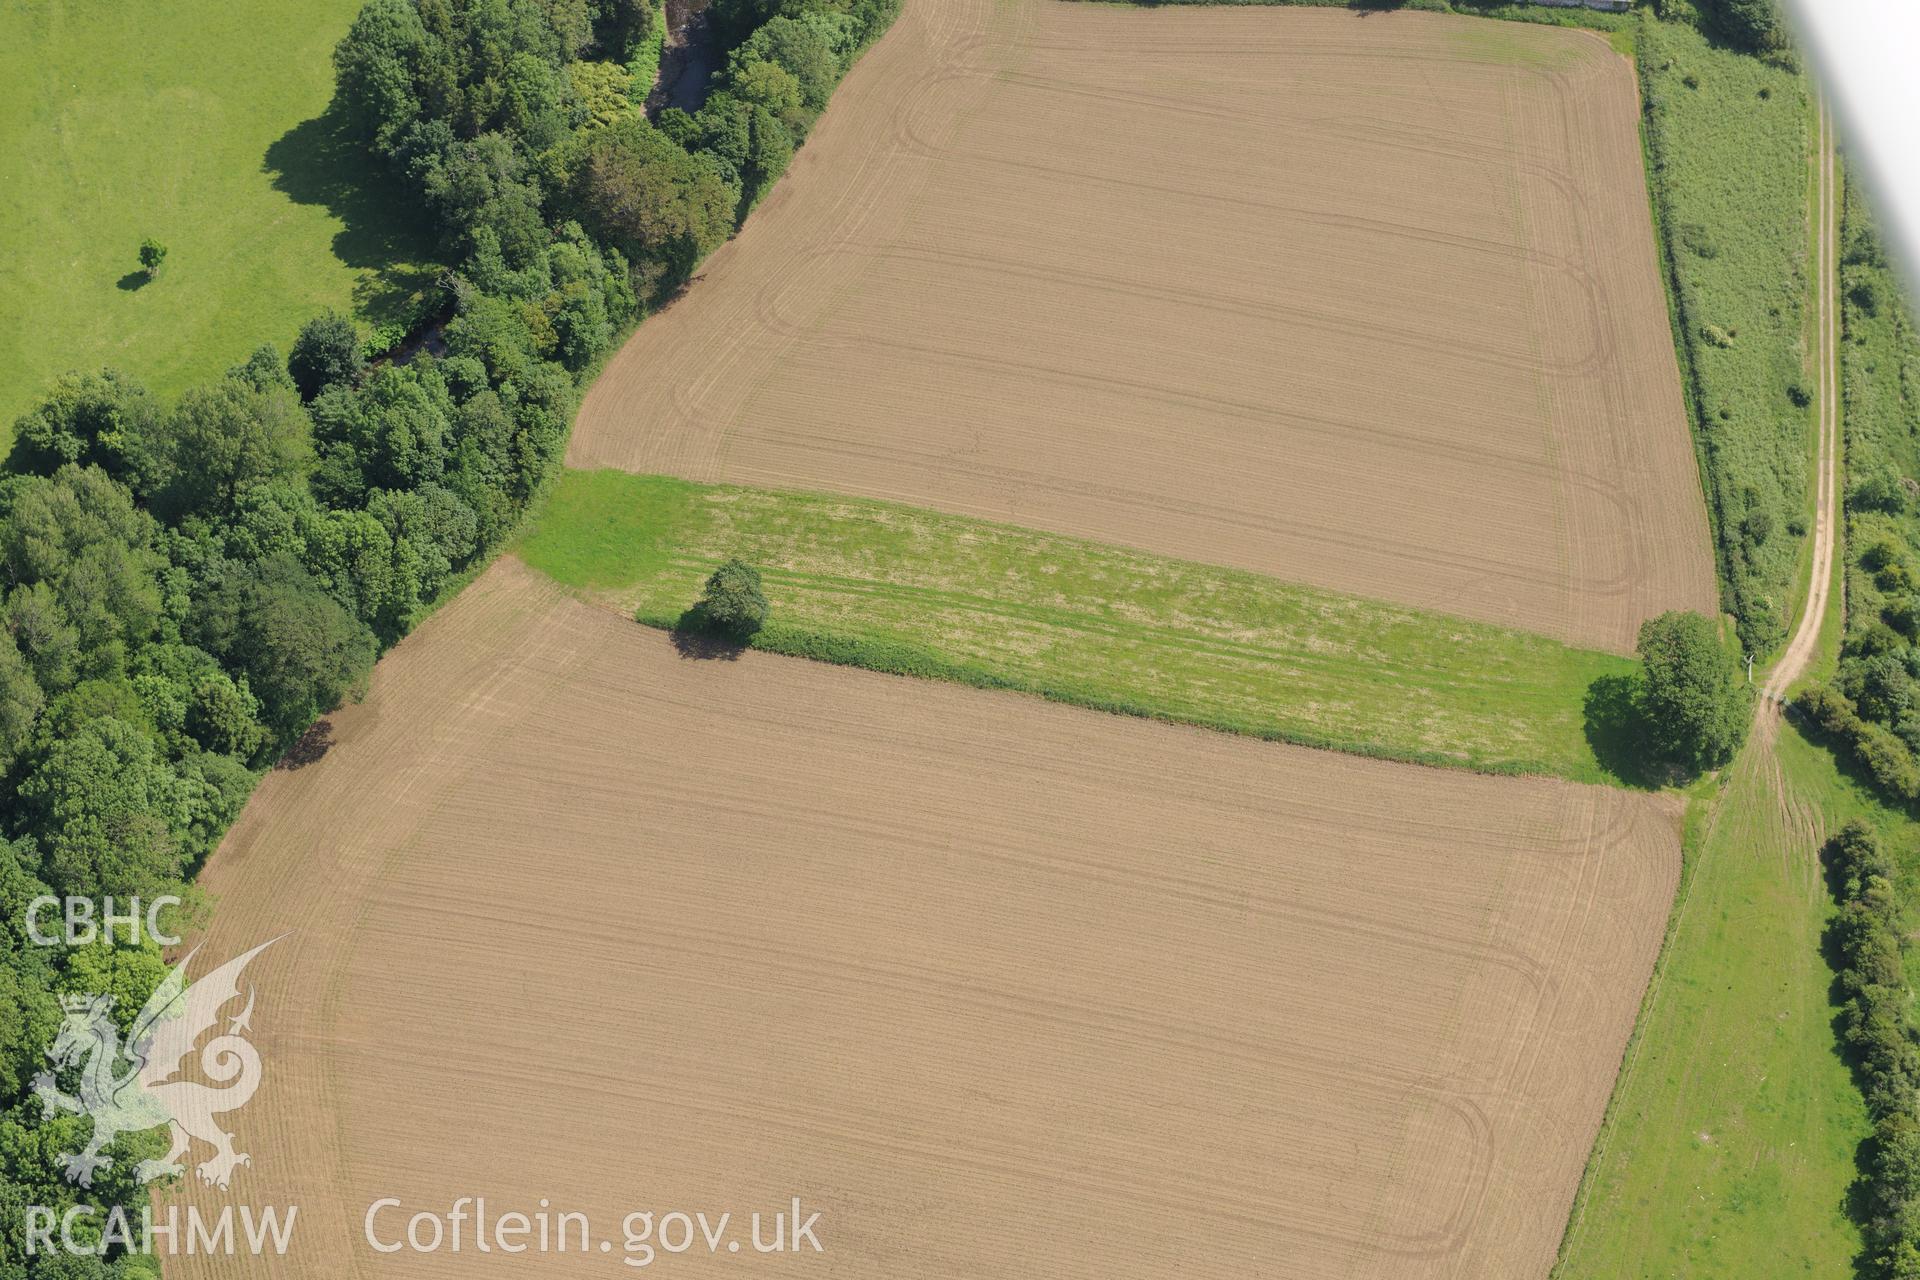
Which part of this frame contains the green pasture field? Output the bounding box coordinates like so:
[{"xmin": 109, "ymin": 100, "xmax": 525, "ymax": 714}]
[
  {"xmin": 0, "ymin": 0, "xmax": 436, "ymax": 445},
  {"xmin": 1554, "ymin": 717, "xmax": 1920, "ymax": 1278}
]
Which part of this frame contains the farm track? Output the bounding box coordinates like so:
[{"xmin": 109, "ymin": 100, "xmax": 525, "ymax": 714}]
[
  {"xmin": 169, "ymin": 558, "xmax": 1682, "ymax": 1279},
  {"xmin": 1762, "ymin": 99, "xmax": 1839, "ymax": 709},
  {"xmin": 570, "ymin": 2, "xmax": 1718, "ymax": 654}
]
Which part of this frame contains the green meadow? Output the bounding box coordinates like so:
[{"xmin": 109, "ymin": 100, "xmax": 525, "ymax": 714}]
[{"xmin": 0, "ymin": 0, "xmax": 436, "ymax": 444}]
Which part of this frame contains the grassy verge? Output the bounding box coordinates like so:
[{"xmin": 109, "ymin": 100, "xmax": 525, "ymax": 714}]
[
  {"xmin": 1553, "ymin": 716, "xmax": 1901, "ymax": 1278},
  {"xmin": 1636, "ymin": 13, "xmax": 1813, "ymax": 655},
  {"xmin": 1443, "ymin": 0, "xmax": 1636, "ymax": 54},
  {"xmin": 517, "ymin": 469, "xmax": 1638, "ymax": 782},
  {"xmin": 0, "ymin": 0, "xmax": 439, "ymax": 446}
]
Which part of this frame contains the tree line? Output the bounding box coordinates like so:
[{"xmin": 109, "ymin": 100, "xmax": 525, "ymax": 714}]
[
  {"xmin": 1826, "ymin": 820, "xmax": 1920, "ymax": 1279},
  {"xmin": 334, "ymin": 0, "xmax": 898, "ymax": 300},
  {"xmin": 0, "ymin": 0, "xmax": 897, "ymax": 1270},
  {"xmin": 1806, "ymin": 186, "xmax": 1920, "ymax": 810}
]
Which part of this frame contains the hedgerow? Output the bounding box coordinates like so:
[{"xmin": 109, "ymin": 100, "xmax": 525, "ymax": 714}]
[
  {"xmin": 1824, "ymin": 819, "xmax": 1920, "ymax": 1279},
  {"xmin": 1834, "ymin": 171, "xmax": 1920, "ymax": 795},
  {"xmin": 1800, "ymin": 684, "xmax": 1920, "ymax": 804}
]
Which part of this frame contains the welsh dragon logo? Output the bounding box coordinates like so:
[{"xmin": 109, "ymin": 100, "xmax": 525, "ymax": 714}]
[{"xmin": 33, "ymin": 939, "xmax": 281, "ymax": 1190}]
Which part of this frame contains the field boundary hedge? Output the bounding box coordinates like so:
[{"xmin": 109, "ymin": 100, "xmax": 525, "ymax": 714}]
[
  {"xmin": 1823, "ymin": 819, "xmax": 1920, "ymax": 1278},
  {"xmin": 1801, "ymin": 683, "xmax": 1920, "ymax": 805}
]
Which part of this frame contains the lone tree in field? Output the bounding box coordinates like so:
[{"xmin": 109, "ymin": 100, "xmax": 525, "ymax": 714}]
[
  {"xmin": 287, "ymin": 311, "xmax": 366, "ymax": 401},
  {"xmin": 1636, "ymin": 610, "xmax": 1750, "ymax": 773},
  {"xmin": 138, "ymin": 238, "xmax": 167, "ymax": 278},
  {"xmin": 698, "ymin": 559, "xmax": 769, "ymax": 637}
]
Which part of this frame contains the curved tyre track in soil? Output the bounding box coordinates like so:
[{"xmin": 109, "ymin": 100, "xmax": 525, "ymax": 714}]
[
  {"xmin": 165, "ymin": 559, "xmax": 1680, "ymax": 1280},
  {"xmin": 570, "ymin": 2, "xmax": 1718, "ymax": 654}
]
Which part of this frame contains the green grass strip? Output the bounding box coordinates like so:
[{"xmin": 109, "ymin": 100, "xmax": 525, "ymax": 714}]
[
  {"xmin": 518, "ymin": 469, "xmax": 1638, "ymax": 783},
  {"xmin": 1635, "ymin": 15, "xmax": 1813, "ymax": 654},
  {"xmin": 1552, "ymin": 719, "xmax": 1888, "ymax": 1278}
]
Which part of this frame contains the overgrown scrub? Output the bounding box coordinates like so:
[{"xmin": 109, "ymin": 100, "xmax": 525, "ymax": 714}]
[
  {"xmin": 517, "ymin": 470, "xmax": 1639, "ymax": 782},
  {"xmin": 1825, "ymin": 819, "xmax": 1920, "ymax": 1278},
  {"xmin": 1637, "ymin": 12, "xmax": 1811, "ymax": 655},
  {"xmin": 1835, "ymin": 173, "xmax": 1920, "ymax": 793},
  {"xmin": 0, "ymin": 0, "xmax": 899, "ymax": 1269},
  {"xmin": 1687, "ymin": 0, "xmax": 1785, "ymax": 53},
  {"xmin": 632, "ymin": 0, "xmax": 669, "ymax": 91}
]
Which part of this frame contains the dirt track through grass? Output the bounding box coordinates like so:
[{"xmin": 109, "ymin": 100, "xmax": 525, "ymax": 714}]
[
  {"xmin": 172, "ymin": 559, "xmax": 1678, "ymax": 1279},
  {"xmin": 1762, "ymin": 99, "xmax": 1838, "ymax": 704},
  {"xmin": 569, "ymin": 1, "xmax": 1716, "ymax": 653}
]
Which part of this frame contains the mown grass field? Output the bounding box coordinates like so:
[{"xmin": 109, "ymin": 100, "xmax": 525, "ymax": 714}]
[
  {"xmin": 517, "ymin": 469, "xmax": 1639, "ymax": 781},
  {"xmin": 1639, "ymin": 13, "xmax": 1813, "ymax": 654},
  {"xmin": 0, "ymin": 0, "xmax": 437, "ymax": 444},
  {"xmin": 1554, "ymin": 715, "xmax": 1912, "ymax": 1279}
]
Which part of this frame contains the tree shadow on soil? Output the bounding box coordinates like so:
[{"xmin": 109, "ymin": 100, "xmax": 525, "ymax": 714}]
[
  {"xmin": 276, "ymin": 719, "xmax": 335, "ymax": 770},
  {"xmin": 669, "ymin": 605, "xmax": 749, "ymax": 660},
  {"xmin": 263, "ymin": 104, "xmax": 440, "ymax": 323}
]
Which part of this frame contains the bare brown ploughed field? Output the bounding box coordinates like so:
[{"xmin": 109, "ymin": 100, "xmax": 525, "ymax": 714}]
[
  {"xmin": 568, "ymin": 1, "xmax": 1716, "ymax": 654},
  {"xmin": 171, "ymin": 560, "xmax": 1680, "ymax": 1279}
]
